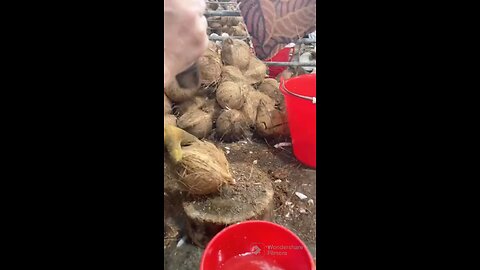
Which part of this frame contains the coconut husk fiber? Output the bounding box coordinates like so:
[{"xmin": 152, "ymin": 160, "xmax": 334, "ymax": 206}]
[
  {"xmin": 176, "ymin": 140, "xmax": 235, "ymax": 195},
  {"xmin": 216, "ymin": 81, "xmax": 246, "ymax": 110},
  {"xmin": 164, "ymin": 125, "xmax": 234, "ymax": 195},
  {"xmin": 164, "ymin": 94, "xmax": 172, "ymax": 115},
  {"xmin": 221, "ymin": 38, "xmax": 251, "ymax": 71}
]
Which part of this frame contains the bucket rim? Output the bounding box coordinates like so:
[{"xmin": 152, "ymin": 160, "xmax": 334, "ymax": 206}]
[{"xmin": 280, "ymin": 77, "xmax": 316, "ymax": 104}]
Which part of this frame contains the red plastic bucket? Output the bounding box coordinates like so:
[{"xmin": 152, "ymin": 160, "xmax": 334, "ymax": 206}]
[
  {"xmin": 200, "ymin": 221, "xmax": 315, "ymax": 270},
  {"xmin": 265, "ymin": 47, "xmax": 294, "ymax": 78},
  {"xmin": 280, "ymin": 75, "xmax": 316, "ymax": 168}
]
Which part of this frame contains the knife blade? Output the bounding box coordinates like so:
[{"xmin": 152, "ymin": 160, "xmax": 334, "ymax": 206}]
[{"xmin": 175, "ymin": 63, "xmax": 200, "ymax": 89}]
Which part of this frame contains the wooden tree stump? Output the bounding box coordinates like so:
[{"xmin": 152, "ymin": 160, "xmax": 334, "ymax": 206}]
[{"xmin": 182, "ymin": 162, "xmax": 274, "ymax": 247}]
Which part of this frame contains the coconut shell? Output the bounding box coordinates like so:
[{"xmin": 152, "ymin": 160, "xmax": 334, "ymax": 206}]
[
  {"xmin": 176, "ymin": 140, "xmax": 234, "ymax": 195},
  {"xmin": 221, "ymin": 66, "xmax": 246, "ymax": 83},
  {"xmin": 164, "ymin": 94, "xmax": 172, "ymax": 115},
  {"xmin": 244, "ymin": 57, "xmax": 267, "ymax": 86},
  {"xmin": 177, "ymin": 109, "xmax": 214, "ymax": 139},
  {"xmin": 164, "ymin": 114, "xmax": 177, "ymax": 127},
  {"xmin": 215, "ymin": 109, "xmax": 250, "ymax": 142},
  {"xmin": 198, "ymin": 48, "xmax": 222, "ymax": 86},
  {"xmin": 257, "ymin": 79, "xmax": 285, "ymax": 111},
  {"xmin": 164, "ymin": 80, "xmax": 198, "ymax": 103},
  {"xmin": 221, "ymin": 38, "xmax": 251, "ymax": 71},
  {"xmin": 173, "ymin": 96, "xmax": 207, "ymax": 116}
]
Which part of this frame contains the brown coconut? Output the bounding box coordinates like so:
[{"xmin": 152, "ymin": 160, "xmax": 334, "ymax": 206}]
[
  {"xmin": 229, "ymin": 25, "xmax": 247, "ymax": 36},
  {"xmin": 201, "ymin": 99, "xmax": 223, "ymax": 123},
  {"xmin": 208, "ymin": 2, "xmax": 219, "ymax": 11},
  {"xmin": 221, "ymin": 66, "xmax": 246, "ymax": 83},
  {"xmin": 216, "ymin": 81, "xmax": 246, "ymax": 110},
  {"xmin": 244, "ymin": 57, "xmax": 267, "ymax": 85},
  {"xmin": 173, "ymin": 96, "xmax": 207, "ymax": 116},
  {"xmin": 241, "ymin": 91, "xmax": 276, "ymax": 126},
  {"xmin": 198, "ymin": 48, "xmax": 222, "ymax": 86},
  {"xmin": 255, "ymin": 101, "xmax": 290, "ymax": 138},
  {"xmin": 176, "ymin": 140, "xmax": 234, "ymax": 195},
  {"xmin": 177, "ymin": 109, "xmax": 214, "ymax": 139},
  {"xmin": 164, "ymin": 114, "xmax": 177, "ymax": 127},
  {"xmin": 164, "ymin": 80, "xmax": 198, "ymax": 103},
  {"xmin": 227, "ymin": 17, "xmax": 241, "ymax": 27},
  {"xmin": 257, "ymin": 78, "xmax": 285, "ymax": 110},
  {"xmin": 164, "ymin": 94, "xmax": 172, "ymax": 115},
  {"xmin": 215, "ymin": 109, "xmax": 250, "ymax": 142},
  {"xmin": 221, "ymin": 38, "xmax": 251, "ymax": 71}
]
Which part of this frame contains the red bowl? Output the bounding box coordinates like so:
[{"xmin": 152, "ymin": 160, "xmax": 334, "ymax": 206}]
[{"xmin": 200, "ymin": 220, "xmax": 315, "ymax": 270}]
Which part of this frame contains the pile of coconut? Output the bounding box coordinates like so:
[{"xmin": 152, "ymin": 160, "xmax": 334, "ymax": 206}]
[
  {"xmin": 164, "ymin": 38, "xmax": 289, "ymax": 143},
  {"xmin": 207, "ymin": 16, "xmax": 248, "ymax": 37}
]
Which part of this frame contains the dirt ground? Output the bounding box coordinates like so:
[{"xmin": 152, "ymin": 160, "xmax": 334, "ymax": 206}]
[{"xmin": 164, "ymin": 138, "xmax": 316, "ymax": 270}]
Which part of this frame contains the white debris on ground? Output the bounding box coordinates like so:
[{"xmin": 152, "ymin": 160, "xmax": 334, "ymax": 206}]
[{"xmin": 295, "ymin": 192, "xmax": 308, "ymax": 200}]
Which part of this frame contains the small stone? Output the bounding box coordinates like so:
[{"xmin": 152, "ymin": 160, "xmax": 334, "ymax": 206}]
[
  {"xmin": 253, "ymin": 160, "xmax": 258, "ymax": 165},
  {"xmin": 299, "ymin": 208, "xmax": 307, "ymax": 214},
  {"xmin": 295, "ymin": 192, "xmax": 308, "ymax": 200},
  {"xmin": 274, "ymin": 179, "xmax": 282, "ymax": 183},
  {"xmin": 308, "ymin": 199, "xmax": 314, "ymax": 206}
]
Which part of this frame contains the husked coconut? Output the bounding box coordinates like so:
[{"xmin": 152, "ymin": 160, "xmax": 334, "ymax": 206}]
[
  {"xmin": 216, "ymin": 81, "xmax": 246, "ymax": 110},
  {"xmin": 198, "ymin": 45, "xmax": 223, "ymax": 86},
  {"xmin": 221, "ymin": 38, "xmax": 251, "ymax": 71},
  {"xmin": 163, "ymin": 125, "xmax": 234, "ymax": 195},
  {"xmin": 257, "ymin": 78, "xmax": 285, "ymax": 110},
  {"xmin": 165, "ymin": 80, "xmax": 198, "ymax": 103},
  {"xmin": 177, "ymin": 109, "xmax": 214, "ymax": 139},
  {"xmin": 173, "ymin": 96, "xmax": 207, "ymax": 116},
  {"xmin": 215, "ymin": 109, "xmax": 250, "ymax": 142},
  {"xmin": 244, "ymin": 57, "xmax": 267, "ymax": 85},
  {"xmin": 221, "ymin": 66, "xmax": 246, "ymax": 83},
  {"xmin": 241, "ymin": 91, "xmax": 275, "ymax": 126}
]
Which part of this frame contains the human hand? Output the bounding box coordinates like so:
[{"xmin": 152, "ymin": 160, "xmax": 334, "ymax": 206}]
[
  {"xmin": 164, "ymin": 125, "xmax": 199, "ymax": 163},
  {"xmin": 164, "ymin": 0, "xmax": 208, "ymax": 88}
]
